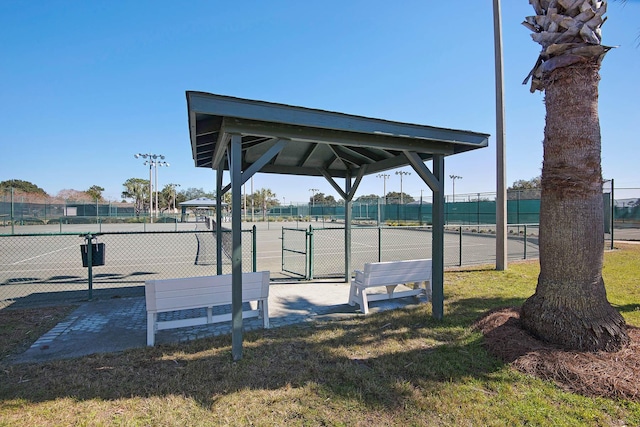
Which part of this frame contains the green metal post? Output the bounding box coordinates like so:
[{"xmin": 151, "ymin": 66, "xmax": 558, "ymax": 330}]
[
  {"xmin": 611, "ymin": 179, "xmax": 615, "ymax": 250},
  {"xmin": 459, "ymin": 226, "xmax": 463, "ymax": 267},
  {"xmin": 230, "ymin": 134, "xmax": 243, "ymax": 361},
  {"xmin": 378, "ymin": 226, "xmax": 382, "ymax": 262},
  {"xmin": 432, "ymin": 154, "xmax": 445, "ymax": 320},
  {"xmin": 252, "ymin": 225, "xmax": 257, "ymax": 272},
  {"xmin": 86, "ymin": 234, "xmax": 93, "ymax": 300},
  {"xmin": 10, "ymin": 187, "xmax": 14, "ymax": 235},
  {"xmin": 216, "ymin": 162, "xmax": 224, "ymax": 276},
  {"xmin": 308, "ymin": 225, "xmax": 314, "ymax": 280},
  {"xmin": 523, "ymin": 225, "xmax": 527, "ymax": 259},
  {"xmin": 344, "ymin": 173, "xmax": 352, "ymax": 282}
]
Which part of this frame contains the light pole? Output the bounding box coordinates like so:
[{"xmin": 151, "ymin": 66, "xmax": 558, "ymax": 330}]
[
  {"xmin": 395, "ymin": 171, "xmax": 411, "ymax": 204},
  {"xmin": 493, "ymin": 0, "xmax": 507, "ymax": 271},
  {"xmin": 168, "ymin": 183, "xmax": 181, "ymax": 213},
  {"xmin": 376, "ymin": 173, "xmax": 390, "ymax": 203},
  {"xmin": 309, "ymin": 188, "xmax": 319, "ymax": 207},
  {"xmin": 135, "ymin": 153, "xmax": 169, "ymax": 222},
  {"xmin": 155, "ymin": 160, "xmax": 169, "ymax": 218},
  {"xmin": 449, "ymin": 175, "xmax": 462, "ymax": 203}
]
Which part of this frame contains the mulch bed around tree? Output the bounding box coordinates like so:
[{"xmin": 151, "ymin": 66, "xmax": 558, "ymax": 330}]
[{"xmin": 474, "ymin": 307, "xmax": 640, "ymax": 401}]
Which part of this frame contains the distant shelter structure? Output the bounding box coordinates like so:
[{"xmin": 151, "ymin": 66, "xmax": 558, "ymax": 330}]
[{"xmin": 179, "ymin": 197, "xmax": 227, "ymax": 222}]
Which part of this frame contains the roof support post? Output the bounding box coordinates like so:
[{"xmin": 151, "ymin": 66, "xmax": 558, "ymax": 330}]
[
  {"xmin": 230, "ymin": 134, "xmax": 244, "ymax": 360},
  {"xmin": 431, "ymin": 154, "xmax": 445, "ymax": 320},
  {"xmin": 405, "ymin": 150, "xmax": 445, "ymax": 319},
  {"xmin": 216, "ymin": 158, "xmax": 224, "ymax": 276},
  {"xmin": 344, "ymin": 170, "xmax": 353, "ymax": 283}
]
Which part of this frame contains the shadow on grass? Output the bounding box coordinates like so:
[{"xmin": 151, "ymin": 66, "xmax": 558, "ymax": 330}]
[
  {"xmin": 0, "ymin": 295, "xmax": 523, "ymax": 411},
  {"xmin": 614, "ymin": 303, "xmax": 640, "ymax": 314}
]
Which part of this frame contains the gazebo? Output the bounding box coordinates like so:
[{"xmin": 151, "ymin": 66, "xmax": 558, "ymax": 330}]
[
  {"xmin": 179, "ymin": 197, "xmax": 227, "ymax": 222},
  {"xmin": 186, "ymin": 92, "xmax": 489, "ymax": 360}
]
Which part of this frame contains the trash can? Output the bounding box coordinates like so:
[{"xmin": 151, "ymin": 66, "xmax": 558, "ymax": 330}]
[{"xmin": 81, "ymin": 242, "xmax": 105, "ymax": 267}]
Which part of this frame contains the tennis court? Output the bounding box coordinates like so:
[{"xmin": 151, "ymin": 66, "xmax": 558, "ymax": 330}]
[{"xmin": 0, "ymin": 221, "xmax": 539, "ymax": 306}]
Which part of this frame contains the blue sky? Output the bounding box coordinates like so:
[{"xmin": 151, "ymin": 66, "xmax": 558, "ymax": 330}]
[{"xmin": 1, "ymin": 1, "xmax": 639, "ymax": 203}]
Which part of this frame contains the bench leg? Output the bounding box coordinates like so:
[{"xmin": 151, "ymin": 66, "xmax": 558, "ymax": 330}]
[
  {"xmin": 348, "ymin": 280, "xmax": 358, "ymax": 306},
  {"xmin": 260, "ymin": 299, "xmax": 270, "ymax": 329},
  {"xmin": 147, "ymin": 312, "xmax": 156, "ymax": 346},
  {"xmin": 385, "ymin": 285, "xmax": 398, "ymax": 299},
  {"xmin": 360, "ymin": 289, "xmax": 370, "ymax": 315}
]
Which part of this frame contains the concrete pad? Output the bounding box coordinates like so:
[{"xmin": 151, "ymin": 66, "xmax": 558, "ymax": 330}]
[{"xmin": 8, "ymin": 280, "xmax": 429, "ymax": 364}]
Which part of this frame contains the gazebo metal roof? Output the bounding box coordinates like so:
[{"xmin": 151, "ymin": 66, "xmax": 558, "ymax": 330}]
[{"xmin": 187, "ymin": 92, "xmax": 489, "ymax": 178}]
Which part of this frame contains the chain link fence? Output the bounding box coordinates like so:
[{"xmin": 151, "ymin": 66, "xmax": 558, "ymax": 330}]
[
  {"xmin": 304, "ymin": 224, "xmax": 540, "ymax": 279},
  {"xmin": 0, "ymin": 229, "xmax": 255, "ymax": 307}
]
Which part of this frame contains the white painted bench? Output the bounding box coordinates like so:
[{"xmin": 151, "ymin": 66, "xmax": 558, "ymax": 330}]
[
  {"xmin": 145, "ymin": 271, "xmax": 270, "ymax": 346},
  {"xmin": 348, "ymin": 259, "xmax": 432, "ymax": 315}
]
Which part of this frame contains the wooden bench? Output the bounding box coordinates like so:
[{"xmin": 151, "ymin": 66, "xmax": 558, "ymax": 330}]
[
  {"xmin": 348, "ymin": 259, "xmax": 432, "ymax": 314},
  {"xmin": 145, "ymin": 271, "xmax": 270, "ymax": 346}
]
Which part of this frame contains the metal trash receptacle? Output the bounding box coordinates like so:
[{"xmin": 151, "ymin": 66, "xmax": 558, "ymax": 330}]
[{"xmin": 81, "ymin": 242, "xmax": 105, "ymax": 267}]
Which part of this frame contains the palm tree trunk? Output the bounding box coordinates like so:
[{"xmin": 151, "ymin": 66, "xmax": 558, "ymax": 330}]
[{"xmin": 520, "ymin": 61, "xmax": 628, "ymax": 351}]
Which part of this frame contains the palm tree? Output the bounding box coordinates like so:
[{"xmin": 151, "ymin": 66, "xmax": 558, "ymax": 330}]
[
  {"xmin": 520, "ymin": 0, "xmax": 628, "ymax": 351},
  {"xmin": 121, "ymin": 178, "xmax": 149, "ymax": 217},
  {"xmin": 253, "ymin": 188, "xmax": 277, "ymax": 221}
]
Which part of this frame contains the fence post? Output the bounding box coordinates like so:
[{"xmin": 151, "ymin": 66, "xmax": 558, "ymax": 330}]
[
  {"xmin": 459, "ymin": 226, "xmax": 463, "ymax": 267},
  {"xmin": 85, "ymin": 233, "xmax": 94, "ymax": 300},
  {"xmin": 307, "ymin": 225, "xmax": 314, "ymax": 280},
  {"xmin": 610, "ymin": 179, "xmax": 615, "ymax": 250},
  {"xmin": 252, "ymin": 225, "xmax": 257, "ymax": 272},
  {"xmin": 10, "ymin": 187, "xmax": 14, "ymax": 235},
  {"xmin": 378, "ymin": 226, "xmax": 382, "ymax": 262},
  {"xmin": 523, "ymin": 224, "xmax": 527, "ymax": 259}
]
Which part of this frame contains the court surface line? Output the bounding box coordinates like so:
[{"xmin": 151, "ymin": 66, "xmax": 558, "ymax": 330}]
[{"xmin": 12, "ymin": 245, "xmax": 77, "ymax": 265}]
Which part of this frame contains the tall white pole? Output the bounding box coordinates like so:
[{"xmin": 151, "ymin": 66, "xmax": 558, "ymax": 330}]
[
  {"xmin": 494, "ymin": 0, "xmax": 508, "ymax": 271},
  {"xmin": 449, "ymin": 175, "xmax": 462, "ymax": 203},
  {"xmin": 154, "ymin": 162, "xmax": 159, "ymax": 219},
  {"xmin": 149, "ymin": 163, "xmax": 153, "ymax": 223}
]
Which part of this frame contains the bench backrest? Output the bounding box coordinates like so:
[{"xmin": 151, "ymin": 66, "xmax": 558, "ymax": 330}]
[
  {"xmin": 145, "ymin": 271, "xmax": 269, "ymax": 312},
  {"xmin": 362, "ymin": 259, "xmax": 432, "ymax": 287}
]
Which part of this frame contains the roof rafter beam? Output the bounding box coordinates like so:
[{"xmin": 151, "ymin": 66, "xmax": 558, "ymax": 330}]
[
  {"xmin": 331, "ymin": 144, "xmax": 374, "ymax": 166},
  {"xmin": 343, "ymin": 145, "xmax": 390, "ymax": 162},
  {"xmin": 298, "ymin": 143, "xmax": 319, "ymax": 167},
  {"xmin": 195, "ymin": 116, "xmax": 223, "ymax": 136},
  {"xmin": 212, "ymin": 130, "xmax": 229, "ymax": 170}
]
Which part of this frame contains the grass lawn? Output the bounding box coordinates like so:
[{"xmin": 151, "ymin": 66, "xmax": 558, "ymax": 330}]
[{"xmin": 1, "ymin": 244, "xmax": 639, "ymax": 426}]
